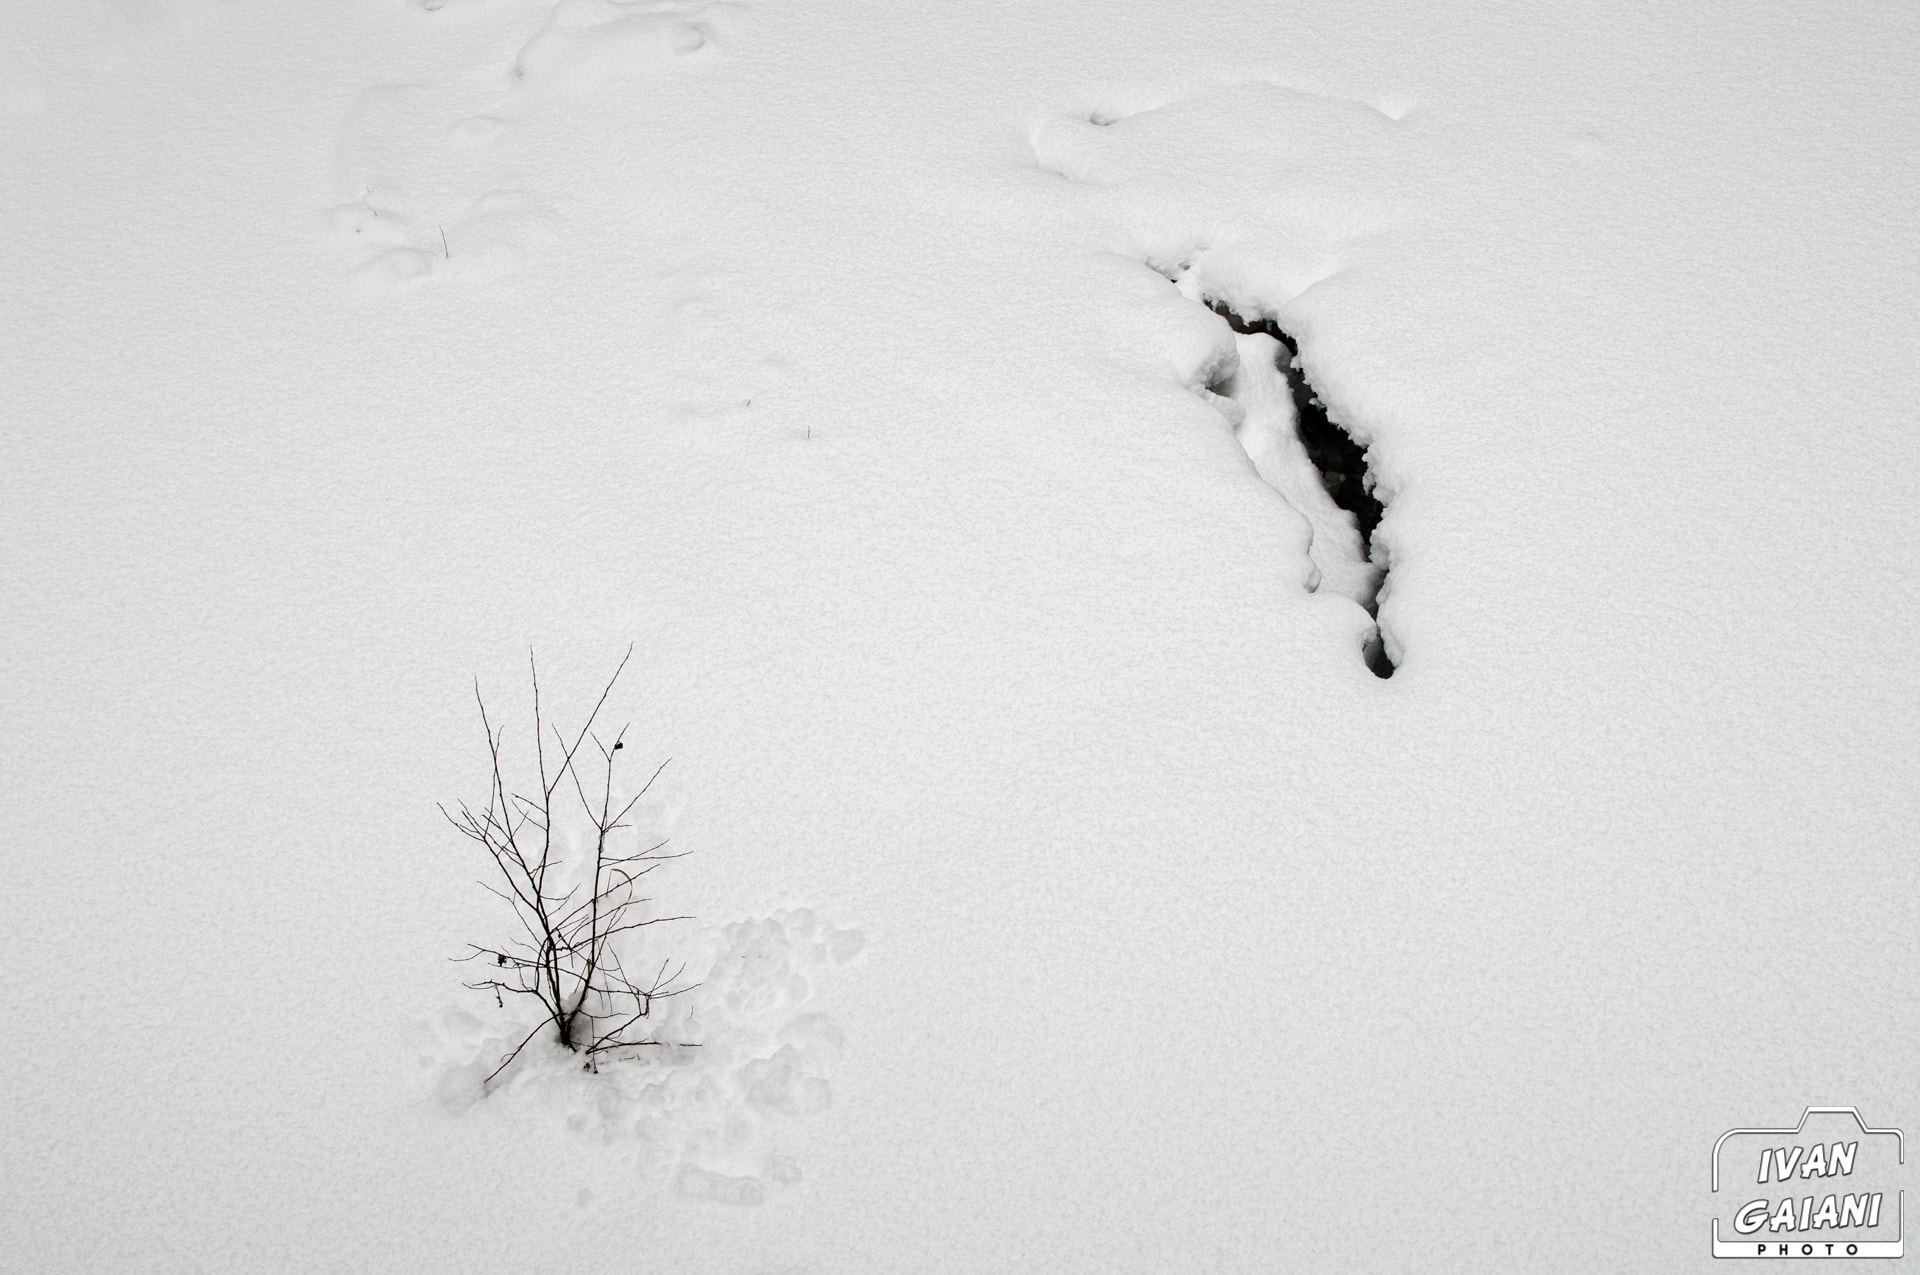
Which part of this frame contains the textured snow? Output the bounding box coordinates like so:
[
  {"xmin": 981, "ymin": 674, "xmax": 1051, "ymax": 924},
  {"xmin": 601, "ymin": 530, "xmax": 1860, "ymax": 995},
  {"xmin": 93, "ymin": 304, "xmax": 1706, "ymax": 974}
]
[{"xmin": 3, "ymin": 0, "xmax": 1917, "ymax": 1271}]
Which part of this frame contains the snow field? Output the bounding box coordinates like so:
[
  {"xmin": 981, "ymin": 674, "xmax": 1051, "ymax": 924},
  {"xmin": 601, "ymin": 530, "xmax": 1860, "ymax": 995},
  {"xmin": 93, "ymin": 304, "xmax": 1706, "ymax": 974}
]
[{"xmin": 2, "ymin": 0, "xmax": 1916, "ymax": 1271}]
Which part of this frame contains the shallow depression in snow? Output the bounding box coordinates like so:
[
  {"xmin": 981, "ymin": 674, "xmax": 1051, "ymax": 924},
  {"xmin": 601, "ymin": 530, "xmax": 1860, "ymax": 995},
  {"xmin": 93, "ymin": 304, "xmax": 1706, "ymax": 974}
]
[{"xmin": 322, "ymin": 0, "xmax": 741, "ymax": 289}]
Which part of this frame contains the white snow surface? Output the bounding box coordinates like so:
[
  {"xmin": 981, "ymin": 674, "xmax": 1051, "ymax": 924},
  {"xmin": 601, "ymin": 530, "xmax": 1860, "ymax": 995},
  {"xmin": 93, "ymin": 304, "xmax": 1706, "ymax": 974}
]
[{"xmin": 4, "ymin": 0, "xmax": 1918, "ymax": 1270}]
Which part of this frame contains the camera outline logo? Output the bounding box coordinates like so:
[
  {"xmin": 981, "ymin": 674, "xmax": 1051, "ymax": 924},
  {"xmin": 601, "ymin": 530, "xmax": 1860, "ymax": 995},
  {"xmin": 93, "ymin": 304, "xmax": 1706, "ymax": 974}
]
[{"xmin": 1712, "ymin": 1107, "xmax": 1906, "ymax": 1259}]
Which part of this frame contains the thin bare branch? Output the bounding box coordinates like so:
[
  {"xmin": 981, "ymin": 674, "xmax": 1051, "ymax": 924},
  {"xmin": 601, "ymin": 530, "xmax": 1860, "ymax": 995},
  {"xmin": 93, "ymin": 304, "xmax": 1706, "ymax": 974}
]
[{"xmin": 483, "ymin": 1021, "xmax": 549, "ymax": 1087}]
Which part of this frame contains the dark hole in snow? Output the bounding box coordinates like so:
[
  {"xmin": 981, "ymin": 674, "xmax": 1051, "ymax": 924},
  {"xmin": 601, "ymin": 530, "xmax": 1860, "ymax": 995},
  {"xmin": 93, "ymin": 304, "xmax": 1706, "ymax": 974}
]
[
  {"xmin": 1367, "ymin": 644, "xmax": 1395, "ymax": 680},
  {"xmin": 1204, "ymin": 298, "xmax": 1395, "ymax": 679},
  {"xmin": 1205, "ymin": 301, "xmax": 1385, "ymax": 548}
]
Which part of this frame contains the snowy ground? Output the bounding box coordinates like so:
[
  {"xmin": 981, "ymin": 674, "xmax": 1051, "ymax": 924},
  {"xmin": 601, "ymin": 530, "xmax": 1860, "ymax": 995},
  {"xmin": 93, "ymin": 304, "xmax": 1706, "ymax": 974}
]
[{"xmin": 4, "ymin": 1, "xmax": 1917, "ymax": 1271}]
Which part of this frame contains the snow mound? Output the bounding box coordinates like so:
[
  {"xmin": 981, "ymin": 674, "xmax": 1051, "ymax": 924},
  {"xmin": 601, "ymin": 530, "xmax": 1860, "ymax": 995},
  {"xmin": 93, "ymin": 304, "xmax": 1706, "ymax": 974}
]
[
  {"xmin": 322, "ymin": 0, "xmax": 742, "ymax": 288},
  {"xmin": 512, "ymin": 0, "xmax": 739, "ymax": 97},
  {"xmin": 420, "ymin": 909, "xmax": 865, "ymax": 1205}
]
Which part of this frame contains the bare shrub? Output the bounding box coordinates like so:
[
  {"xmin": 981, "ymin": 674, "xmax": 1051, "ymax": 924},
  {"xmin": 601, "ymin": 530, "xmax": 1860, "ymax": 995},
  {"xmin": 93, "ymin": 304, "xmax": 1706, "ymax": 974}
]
[{"xmin": 442, "ymin": 646, "xmax": 695, "ymax": 1086}]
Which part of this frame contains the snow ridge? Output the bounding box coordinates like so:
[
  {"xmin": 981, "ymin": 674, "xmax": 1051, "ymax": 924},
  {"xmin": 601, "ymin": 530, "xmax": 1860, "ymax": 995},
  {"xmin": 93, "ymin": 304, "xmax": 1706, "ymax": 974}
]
[
  {"xmin": 1199, "ymin": 295, "xmax": 1394, "ymax": 677},
  {"xmin": 1030, "ymin": 85, "xmax": 1412, "ymax": 675}
]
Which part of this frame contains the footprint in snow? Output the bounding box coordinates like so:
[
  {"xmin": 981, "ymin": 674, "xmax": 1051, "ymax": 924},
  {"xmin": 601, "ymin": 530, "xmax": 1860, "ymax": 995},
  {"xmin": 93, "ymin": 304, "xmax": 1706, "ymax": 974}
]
[
  {"xmin": 420, "ymin": 909, "xmax": 865, "ymax": 1205},
  {"xmin": 324, "ymin": 79, "xmax": 561, "ymax": 289}
]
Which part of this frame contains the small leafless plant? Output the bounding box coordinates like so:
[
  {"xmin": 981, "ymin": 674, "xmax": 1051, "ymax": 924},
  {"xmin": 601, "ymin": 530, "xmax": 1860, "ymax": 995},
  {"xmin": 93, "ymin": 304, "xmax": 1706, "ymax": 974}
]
[{"xmin": 443, "ymin": 645, "xmax": 696, "ymax": 1087}]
